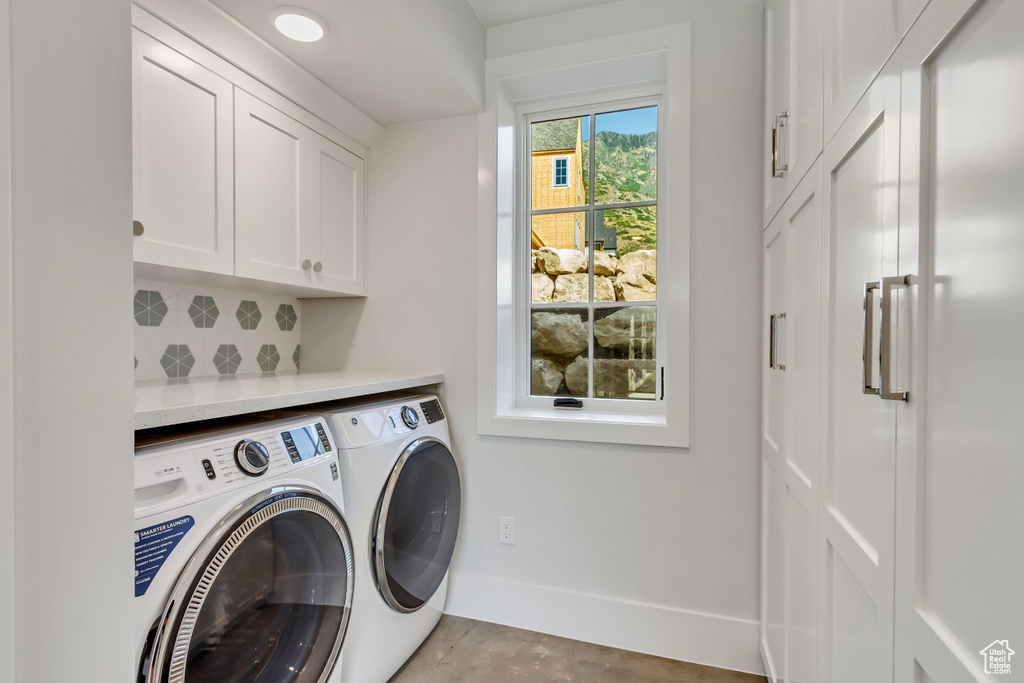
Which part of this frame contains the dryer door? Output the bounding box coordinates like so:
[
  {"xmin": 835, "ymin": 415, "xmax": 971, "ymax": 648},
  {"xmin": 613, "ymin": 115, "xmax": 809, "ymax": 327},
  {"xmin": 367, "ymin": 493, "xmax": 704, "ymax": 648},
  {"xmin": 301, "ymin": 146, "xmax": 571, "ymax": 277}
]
[
  {"xmin": 373, "ymin": 437, "xmax": 462, "ymax": 613},
  {"xmin": 146, "ymin": 486, "xmax": 355, "ymax": 683}
]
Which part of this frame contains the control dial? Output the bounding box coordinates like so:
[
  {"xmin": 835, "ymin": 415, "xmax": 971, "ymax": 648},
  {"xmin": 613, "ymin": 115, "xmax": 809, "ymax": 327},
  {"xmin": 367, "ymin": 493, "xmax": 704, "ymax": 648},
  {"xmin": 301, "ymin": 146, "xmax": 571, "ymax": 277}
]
[
  {"xmin": 401, "ymin": 406, "xmax": 420, "ymax": 430},
  {"xmin": 235, "ymin": 439, "xmax": 270, "ymax": 477}
]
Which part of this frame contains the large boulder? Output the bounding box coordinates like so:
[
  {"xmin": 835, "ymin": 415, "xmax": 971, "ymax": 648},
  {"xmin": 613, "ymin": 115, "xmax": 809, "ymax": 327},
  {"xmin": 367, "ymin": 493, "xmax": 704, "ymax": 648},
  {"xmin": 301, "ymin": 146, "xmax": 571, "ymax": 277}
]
[
  {"xmin": 594, "ymin": 307, "xmax": 656, "ymax": 350},
  {"xmin": 616, "ymin": 249, "xmax": 657, "ymax": 283},
  {"xmin": 532, "ymin": 273, "xmax": 555, "ymax": 302},
  {"xmin": 531, "ymin": 358, "xmax": 564, "ymax": 396},
  {"xmin": 531, "ymin": 311, "xmax": 588, "ymax": 359},
  {"xmin": 536, "ymin": 247, "xmax": 587, "ymax": 275},
  {"xmin": 595, "ymin": 276, "xmax": 615, "ymax": 302},
  {"xmin": 594, "ymin": 251, "xmax": 618, "ymax": 276},
  {"xmin": 552, "ymin": 273, "xmax": 588, "ymax": 302},
  {"xmin": 614, "ymin": 272, "xmax": 657, "ymax": 301},
  {"xmin": 564, "ymin": 357, "xmax": 657, "ymax": 398}
]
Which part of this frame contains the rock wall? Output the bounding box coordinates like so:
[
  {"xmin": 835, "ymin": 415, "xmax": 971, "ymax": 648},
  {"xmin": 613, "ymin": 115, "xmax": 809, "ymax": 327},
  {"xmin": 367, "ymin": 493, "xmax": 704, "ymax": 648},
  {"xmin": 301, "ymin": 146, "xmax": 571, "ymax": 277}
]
[{"xmin": 531, "ymin": 248, "xmax": 656, "ymax": 303}]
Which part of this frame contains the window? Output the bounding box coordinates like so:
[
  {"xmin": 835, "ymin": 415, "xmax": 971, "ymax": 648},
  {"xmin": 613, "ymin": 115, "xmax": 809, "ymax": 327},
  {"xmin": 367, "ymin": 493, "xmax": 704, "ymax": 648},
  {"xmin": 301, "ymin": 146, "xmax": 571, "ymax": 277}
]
[
  {"xmin": 552, "ymin": 156, "xmax": 569, "ymax": 188},
  {"xmin": 477, "ymin": 22, "xmax": 691, "ymax": 447},
  {"xmin": 528, "ymin": 105, "xmax": 659, "ymax": 404}
]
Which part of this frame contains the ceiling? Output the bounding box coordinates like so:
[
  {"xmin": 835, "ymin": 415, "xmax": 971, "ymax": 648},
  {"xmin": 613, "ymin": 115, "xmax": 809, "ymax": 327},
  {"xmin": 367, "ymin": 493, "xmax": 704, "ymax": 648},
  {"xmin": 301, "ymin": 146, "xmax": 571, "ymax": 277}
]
[
  {"xmin": 467, "ymin": 0, "xmax": 625, "ymax": 28},
  {"xmin": 206, "ymin": 0, "xmax": 628, "ymax": 127}
]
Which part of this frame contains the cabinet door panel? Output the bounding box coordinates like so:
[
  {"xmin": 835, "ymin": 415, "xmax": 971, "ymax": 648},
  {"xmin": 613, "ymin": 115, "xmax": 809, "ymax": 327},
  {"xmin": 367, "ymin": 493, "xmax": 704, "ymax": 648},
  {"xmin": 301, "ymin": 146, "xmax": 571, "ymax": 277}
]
[
  {"xmin": 821, "ymin": 66, "xmax": 900, "ymax": 683},
  {"xmin": 310, "ymin": 134, "xmax": 364, "ymax": 294},
  {"xmin": 132, "ymin": 29, "xmax": 233, "ymax": 274},
  {"xmin": 234, "ymin": 90, "xmax": 309, "ymax": 287},
  {"xmin": 764, "ymin": 0, "xmax": 792, "ymax": 225},
  {"xmin": 824, "ymin": 0, "xmax": 900, "ymax": 140},
  {"xmin": 895, "ymin": 0, "xmax": 1024, "ymax": 679}
]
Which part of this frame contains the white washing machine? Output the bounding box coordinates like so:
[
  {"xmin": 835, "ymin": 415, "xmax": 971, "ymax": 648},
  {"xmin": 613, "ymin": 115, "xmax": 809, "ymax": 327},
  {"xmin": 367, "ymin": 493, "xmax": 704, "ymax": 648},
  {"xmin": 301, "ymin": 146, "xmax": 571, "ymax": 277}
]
[
  {"xmin": 322, "ymin": 395, "xmax": 462, "ymax": 683},
  {"xmin": 134, "ymin": 415, "xmax": 355, "ymax": 683}
]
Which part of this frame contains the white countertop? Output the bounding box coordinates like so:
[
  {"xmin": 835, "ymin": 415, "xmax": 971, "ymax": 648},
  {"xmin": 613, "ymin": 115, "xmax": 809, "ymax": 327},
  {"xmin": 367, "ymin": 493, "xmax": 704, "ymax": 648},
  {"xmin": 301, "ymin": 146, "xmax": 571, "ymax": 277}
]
[{"xmin": 135, "ymin": 370, "xmax": 444, "ymax": 430}]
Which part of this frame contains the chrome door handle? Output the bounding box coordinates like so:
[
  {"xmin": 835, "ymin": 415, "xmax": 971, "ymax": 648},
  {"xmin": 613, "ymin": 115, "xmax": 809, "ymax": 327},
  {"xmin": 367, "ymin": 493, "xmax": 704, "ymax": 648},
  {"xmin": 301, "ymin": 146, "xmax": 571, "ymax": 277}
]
[
  {"xmin": 769, "ymin": 312, "xmax": 786, "ymax": 371},
  {"xmin": 863, "ymin": 281, "xmax": 880, "ymax": 395},
  {"xmin": 880, "ymin": 275, "xmax": 913, "ymax": 401},
  {"xmin": 772, "ymin": 111, "xmax": 790, "ymax": 178}
]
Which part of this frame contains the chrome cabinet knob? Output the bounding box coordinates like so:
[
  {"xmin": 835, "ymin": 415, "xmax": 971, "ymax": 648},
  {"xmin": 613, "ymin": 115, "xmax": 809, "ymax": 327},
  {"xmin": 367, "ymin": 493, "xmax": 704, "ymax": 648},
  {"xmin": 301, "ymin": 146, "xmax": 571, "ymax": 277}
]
[
  {"xmin": 302, "ymin": 259, "xmax": 312, "ymax": 270},
  {"xmin": 133, "ymin": 220, "xmax": 145, "ymax": 237},
  {"xmin": 313, "ymin": 261, "xmax": 323, "ymax": 272},
  {"xmin": 234, "ymin": 439, "xmax": 270, "ymax": 476}
]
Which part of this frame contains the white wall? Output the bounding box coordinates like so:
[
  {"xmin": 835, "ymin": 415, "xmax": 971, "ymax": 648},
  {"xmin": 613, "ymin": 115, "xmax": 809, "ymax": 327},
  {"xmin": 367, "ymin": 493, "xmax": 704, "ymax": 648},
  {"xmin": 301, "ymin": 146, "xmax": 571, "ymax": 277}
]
[
  {"xmin": 5, "ymin": 0, "xmax": 136, "ymax": 679},
  {"xmin": 303, "ymin": 0, "xmax": 764, "ymax": 674}
]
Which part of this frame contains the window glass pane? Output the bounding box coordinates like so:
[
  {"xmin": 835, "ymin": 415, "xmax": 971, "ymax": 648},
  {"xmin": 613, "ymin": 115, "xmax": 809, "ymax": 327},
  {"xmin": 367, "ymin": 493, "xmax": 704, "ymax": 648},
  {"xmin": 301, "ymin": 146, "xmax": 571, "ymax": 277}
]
[
  {"xmin": 531, "ymin": 308, "xmax": 590, "ymax": 397},
  {"xmin": 594, "ymin": 106, "xmax": 657, "ymax": 205},
  {"xmin": 532, "ymin": 213, "xmax": 596, "ymax": 303},
  {"xmin": 531, "ymin": 116, "xmax": 588, "ymax": 210},
  {"xmin": 592, "ymin": 306, "xmax": 657, "ymax": 400},
  {"xmin": 595, "ymin": 207, "xmax": 656, "ymax": 301}
]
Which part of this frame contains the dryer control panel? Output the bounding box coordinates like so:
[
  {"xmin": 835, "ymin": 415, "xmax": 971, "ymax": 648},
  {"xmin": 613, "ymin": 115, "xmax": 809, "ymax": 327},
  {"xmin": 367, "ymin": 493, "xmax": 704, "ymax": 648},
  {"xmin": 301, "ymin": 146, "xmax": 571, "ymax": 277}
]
[
  {"xmin": 134, "ymin": 417, "xmax": 336, "ymax": 518},
  {"xmin": 326, "ymin": 395, "xmax": 448, "ymax": 448}
]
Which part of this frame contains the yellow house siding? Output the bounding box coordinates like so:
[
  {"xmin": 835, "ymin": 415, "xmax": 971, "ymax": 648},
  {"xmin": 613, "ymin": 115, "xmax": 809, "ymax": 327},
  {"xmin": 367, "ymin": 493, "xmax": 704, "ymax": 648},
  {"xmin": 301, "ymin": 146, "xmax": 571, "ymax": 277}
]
[{"xmin": 530, "ymin": 118, "xmax": 584, "ymax": 250}]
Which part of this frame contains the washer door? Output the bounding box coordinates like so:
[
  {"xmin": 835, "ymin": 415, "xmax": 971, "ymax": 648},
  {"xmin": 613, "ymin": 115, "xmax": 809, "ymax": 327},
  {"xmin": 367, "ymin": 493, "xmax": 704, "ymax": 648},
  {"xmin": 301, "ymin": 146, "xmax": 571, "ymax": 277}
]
[
  {"xmin": 146, "ymin": 487, "xmax": 355, "ymax": 683},
  {"xmin": 373, "ymin": 437, "xmax": 462, "ymax": 613}
]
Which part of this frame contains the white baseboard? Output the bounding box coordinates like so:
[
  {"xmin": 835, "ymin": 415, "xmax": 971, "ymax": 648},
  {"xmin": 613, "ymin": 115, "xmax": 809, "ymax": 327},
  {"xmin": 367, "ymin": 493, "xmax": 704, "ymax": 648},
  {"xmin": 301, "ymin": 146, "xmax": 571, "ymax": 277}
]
[{"xmin": 444, "ymin": 572, "xmax": 765, "ymax": 676}]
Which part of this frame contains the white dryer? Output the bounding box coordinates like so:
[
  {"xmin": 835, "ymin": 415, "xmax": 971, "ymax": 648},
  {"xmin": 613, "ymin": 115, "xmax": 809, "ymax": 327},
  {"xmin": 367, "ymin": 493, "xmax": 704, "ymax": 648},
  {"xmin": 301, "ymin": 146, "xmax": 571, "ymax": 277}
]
[
  {"xmin": 323, "ymin": 395, "xmax": 462, "ymax": 683},
  {"xmin": 134, "ymin": 415, "xmax": 355, "ymax": 683}
]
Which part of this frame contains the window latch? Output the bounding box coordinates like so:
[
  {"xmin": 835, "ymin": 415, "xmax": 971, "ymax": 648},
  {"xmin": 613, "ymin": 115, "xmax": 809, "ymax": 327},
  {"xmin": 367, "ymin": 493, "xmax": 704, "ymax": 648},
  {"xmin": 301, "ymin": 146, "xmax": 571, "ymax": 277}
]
[
  {"xmin": 660, "ymin": 367, "xmax": 665, "ymax": 400},
  {"xmin": 553, "ymin": 398, "xmax": 583, "ymax": 409}
]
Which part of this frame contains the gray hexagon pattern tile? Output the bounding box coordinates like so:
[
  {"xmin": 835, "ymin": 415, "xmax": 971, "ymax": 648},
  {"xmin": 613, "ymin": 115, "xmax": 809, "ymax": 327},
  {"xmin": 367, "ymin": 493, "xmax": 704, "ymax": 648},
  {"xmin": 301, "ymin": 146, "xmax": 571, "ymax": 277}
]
[
  {"xmin": 160, "ymin": 344, "xmax": 195, "ymax": 379},
  {"xmin": 134, "ymin": 290, "xmax": 168, "ymax": 327},
  {"xmin": 275, "ymin": 304, "xmax": 298, "ymax": 331},
  {"xmin": 292, "ymin": 344, "xmax": 301, "ymax": 370},
  {"xmin": 188, "ymin": 295, "xmax": 219, "ymax": 328},
  {"xmin": 257, "ymin": 344, "xmax": 280, "ymax": 372},
  {"xmin": 236, "ymin": 300, "xmax": 262, "ymax": 330},
  {"xmin": 213, "ymin": 344, "xmax": 242, "ymax": 375}
]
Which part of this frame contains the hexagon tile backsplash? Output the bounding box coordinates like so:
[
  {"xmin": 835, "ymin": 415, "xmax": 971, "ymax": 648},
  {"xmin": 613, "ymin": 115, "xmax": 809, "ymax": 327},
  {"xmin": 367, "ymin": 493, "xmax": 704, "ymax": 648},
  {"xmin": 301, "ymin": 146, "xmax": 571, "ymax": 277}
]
[{"xmin": 134, "ymin": 279, "xmax": 301, "ymax": 381}]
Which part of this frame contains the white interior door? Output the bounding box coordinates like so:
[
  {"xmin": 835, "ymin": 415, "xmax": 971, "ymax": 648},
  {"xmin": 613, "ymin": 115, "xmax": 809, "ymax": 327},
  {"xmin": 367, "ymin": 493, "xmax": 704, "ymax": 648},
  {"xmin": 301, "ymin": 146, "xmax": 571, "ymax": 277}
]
[
  {"xmin": 234, "ymin": 89, "xmax": 310, "ymax": 288},
  {"xmin": 820, "ymin": 64, "xmax": 901, "ymax": 683},
  {"xmin": 132, "ymin": 29, "xmax": 234, "ymax": 274},
  {"xmin": 894, "ymin": 0, "xmax": 1024, "ymax": 679},
  {"xmin": 309, "ymin": 133, "xmax": 364, "ymax": 295}
]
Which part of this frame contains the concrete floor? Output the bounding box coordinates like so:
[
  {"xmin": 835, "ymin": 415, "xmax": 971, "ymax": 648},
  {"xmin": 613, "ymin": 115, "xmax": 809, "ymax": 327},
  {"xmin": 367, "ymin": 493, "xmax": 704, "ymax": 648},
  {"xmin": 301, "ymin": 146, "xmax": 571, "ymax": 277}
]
[{"xmin": 389, "ymin": 616, "xmax": 768, "ymax": 683}]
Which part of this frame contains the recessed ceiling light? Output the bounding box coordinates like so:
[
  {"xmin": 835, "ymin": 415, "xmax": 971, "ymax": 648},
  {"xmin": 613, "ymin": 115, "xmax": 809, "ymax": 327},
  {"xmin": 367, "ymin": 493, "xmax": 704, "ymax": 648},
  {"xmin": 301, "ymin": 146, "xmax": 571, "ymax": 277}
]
[{"xmin": 270, "ymin": 7, "xmax": 326, "ymax": 42}]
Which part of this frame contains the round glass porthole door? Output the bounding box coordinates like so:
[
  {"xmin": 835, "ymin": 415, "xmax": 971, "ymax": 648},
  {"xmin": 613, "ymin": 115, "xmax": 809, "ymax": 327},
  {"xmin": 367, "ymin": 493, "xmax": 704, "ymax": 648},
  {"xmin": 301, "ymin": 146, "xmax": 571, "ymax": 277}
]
[
  {"xmin": 374, "ymin": 438, "xmax": 461, "ymax": 613},
  {"xmin": 147, "ymin": 487, "xmax": 355, "ymax": 683}
]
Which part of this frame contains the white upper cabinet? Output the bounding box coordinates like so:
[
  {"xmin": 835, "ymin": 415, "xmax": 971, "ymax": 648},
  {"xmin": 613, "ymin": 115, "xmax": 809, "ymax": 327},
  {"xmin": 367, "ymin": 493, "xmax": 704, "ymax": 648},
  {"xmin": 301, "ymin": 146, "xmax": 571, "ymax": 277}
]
[
  {"xmin": 132, "ymin": 28, "xmax": 234, "ymax": 274},
  {"xmin": 764, "ymin": 0, "xmax": 824, "ymax": 227},
  {"xmin": 234, "ymin": 90, "xmax": 365, "ymax": 296},
  {"xmin": 310, "ymin": 134, "xmax": 364, "ymax": 294},
  {"xmin": 131, "ymin": 15, "xmax": 366, "ymax": 298}
]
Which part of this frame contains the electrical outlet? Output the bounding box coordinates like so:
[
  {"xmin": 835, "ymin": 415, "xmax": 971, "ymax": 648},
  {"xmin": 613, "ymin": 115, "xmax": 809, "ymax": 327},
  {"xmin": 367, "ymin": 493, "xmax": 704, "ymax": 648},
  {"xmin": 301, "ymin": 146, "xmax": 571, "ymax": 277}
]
[{"xmin": 499, "ymin": 517, "xmax": 514, "ymax": 545}]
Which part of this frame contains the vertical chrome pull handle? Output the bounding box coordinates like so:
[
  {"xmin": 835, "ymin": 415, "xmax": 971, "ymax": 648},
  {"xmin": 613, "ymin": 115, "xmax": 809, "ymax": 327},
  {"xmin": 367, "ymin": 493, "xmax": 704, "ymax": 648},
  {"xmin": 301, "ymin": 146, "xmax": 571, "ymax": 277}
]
[
  {"xmin": 772, "ymin": 111, "xmax": 790, "ymax": 178},
  {"xmin": 863, "ymin": 281, "xmax": 880, "ymax": 395},
  {"xmin": 769, "ymin": 312, "xmax": 786, "ymax": 370},
  {"xmin": 880, "ymin": 275, "xmax": 913, "ymax": 401}
]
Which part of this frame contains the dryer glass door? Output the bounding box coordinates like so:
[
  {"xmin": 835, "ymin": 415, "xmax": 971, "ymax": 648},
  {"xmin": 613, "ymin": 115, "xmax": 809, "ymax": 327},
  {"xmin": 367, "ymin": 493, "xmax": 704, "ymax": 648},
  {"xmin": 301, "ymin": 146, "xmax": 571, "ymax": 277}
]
[
  {"xmin": 148, "ymin": 488, "xmax": 355, "ymax": 683},
  {"xmin": 374, "ymin": 437, "xmax": 462, "ymax": 613}
]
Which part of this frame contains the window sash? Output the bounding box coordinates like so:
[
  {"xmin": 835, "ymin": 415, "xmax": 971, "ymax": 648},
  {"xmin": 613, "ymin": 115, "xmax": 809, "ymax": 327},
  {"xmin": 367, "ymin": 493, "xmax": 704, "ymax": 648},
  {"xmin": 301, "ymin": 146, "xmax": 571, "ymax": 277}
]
[{"xmin": 520, "ymin": 97, "xmax": 663, "ymax": 414}]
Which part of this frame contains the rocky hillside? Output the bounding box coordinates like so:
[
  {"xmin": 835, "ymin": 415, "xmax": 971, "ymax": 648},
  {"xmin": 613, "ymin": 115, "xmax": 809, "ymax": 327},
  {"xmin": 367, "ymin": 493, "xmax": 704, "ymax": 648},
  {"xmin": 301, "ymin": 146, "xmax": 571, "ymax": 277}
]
[{"xmin": 583, "ymin": 131, "xmax": 658, "ymax": 256}]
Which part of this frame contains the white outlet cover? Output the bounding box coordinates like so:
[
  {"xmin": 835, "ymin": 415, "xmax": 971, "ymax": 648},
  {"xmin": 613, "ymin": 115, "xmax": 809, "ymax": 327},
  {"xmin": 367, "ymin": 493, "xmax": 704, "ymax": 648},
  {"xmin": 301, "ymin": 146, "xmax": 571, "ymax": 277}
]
[{"xmin": 499, "ymin": 516, "xmax": 514, "ymax": 544}]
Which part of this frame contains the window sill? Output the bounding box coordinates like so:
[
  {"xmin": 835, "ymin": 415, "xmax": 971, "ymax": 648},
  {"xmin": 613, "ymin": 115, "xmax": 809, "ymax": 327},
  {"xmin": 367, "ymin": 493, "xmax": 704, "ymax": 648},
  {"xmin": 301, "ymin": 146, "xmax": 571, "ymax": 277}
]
[{"xmin": 477, "ymin": 403, "xmax": 687, "ymax": 448}]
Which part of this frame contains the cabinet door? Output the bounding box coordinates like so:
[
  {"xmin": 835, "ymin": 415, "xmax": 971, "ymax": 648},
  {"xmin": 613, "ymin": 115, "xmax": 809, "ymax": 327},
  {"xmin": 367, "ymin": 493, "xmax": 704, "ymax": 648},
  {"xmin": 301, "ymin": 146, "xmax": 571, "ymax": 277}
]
[
  {"xmin": 894, "ymin": 0, "xmax": 1024, "ymax": 680},
  {"xmin": 761, "ymin": 161, "xmax": 824, "ymax": 683},
  {"xmin": 308, "ymin": 133, "xmax": 364, "ymax": 295},
  {"xmin": 823, "ymin": 0, "xmax": 900, "ymax": 140},
  {"xmin": 132, "ymin": 29, "xmax": 234, "ymax": 274},
  {"xmin": 765, "ymin": 0, "xmax": 824, "ymax": 229},
  {"xmin": 234, "ymin": 89, "xmax": 311, "ymax": 288},
  {"xmin": 820, "ymin": 65, "xmax": 900, "ymax": 683}
]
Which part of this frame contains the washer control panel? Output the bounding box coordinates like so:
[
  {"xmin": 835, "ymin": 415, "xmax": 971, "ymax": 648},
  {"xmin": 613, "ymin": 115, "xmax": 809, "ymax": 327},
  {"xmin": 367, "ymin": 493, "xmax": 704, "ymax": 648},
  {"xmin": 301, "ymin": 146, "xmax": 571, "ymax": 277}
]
[{"xmin": 134, "ymin": 417, "xmax": 336, "ymax": 517}]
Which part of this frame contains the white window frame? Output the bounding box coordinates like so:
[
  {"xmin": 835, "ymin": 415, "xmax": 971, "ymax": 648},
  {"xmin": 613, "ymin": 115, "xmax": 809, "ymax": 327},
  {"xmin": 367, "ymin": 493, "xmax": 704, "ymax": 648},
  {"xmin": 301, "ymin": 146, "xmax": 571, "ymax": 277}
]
[
  {"xmin": 477, "ymin": 23, "xmax": 691, "ymax": 448},
  {"xmin": 551, "ymin": 155, "xmax": 570, "ymax": 188}
]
